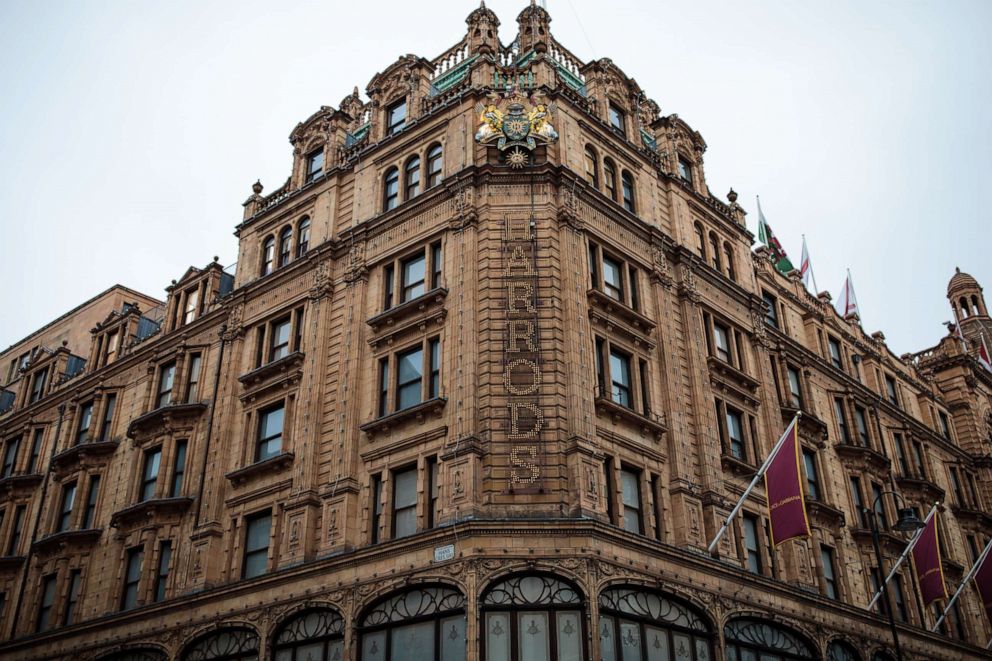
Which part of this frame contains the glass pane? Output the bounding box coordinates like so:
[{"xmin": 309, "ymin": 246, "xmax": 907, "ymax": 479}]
[
  {"xmin": 394, "ymin": 470, "xmax": 418, "ymax": 508},
  {"xmin": 557, "ymin": 611, "xmax": 582, "ymax": 661},
  {"xmin": 621, "ymin": 471, "xmax": 640, "ymax": 508},
  {"xmin": 441, "ymin": 615, "xmax": 466, "ymax": 661},
  {"xmin": 645, "ymin": 626, "xmax": 669, "ymax": 661},
  {"xmin": 272, "ymin": 321, "xmax": 291, "ymax": 355},
  {"xmin": 397, "ymin": 382, "xmax": 422, "ymax": 410},
  {"xmin": 394, "ymin": 507, "xmax": 416, "ymax": 538},
  {"xmin": 623, "ymin": 508, "xmax": 641, "ymax": 534},
  {"xmin": 609, "ymin": 353, "xmax": 630, "ymax": 388},
  {"xmin": 402, "ymin": 255, "xmax": 426, "ymax": 299},
  {"xmin": 398, "ymin": 348, "xmax": 424, "ymax": 383},
  {"xmin": 295, "ymin": 642, "xmax": 323, "ymax": 661},
  {"xmin": 362, "ymin": 631, "xmax": 386, "ymax": 661},
  {"xmin": 600, "ymin": 615, "xmax": 617, "ymax": 661},
  {"xmin": 246, "ymin": 515, "xmax": 271, "ymax": 552},
  {"xmin": 695, "ymin": 637, "xmax": 710, "ymax": 661},
  {"xmin": 486, "ymin": 612, "xmax": 511, "ymax": 661},
  {"xmin": 261, "ymin": 406, "xmax": 285, "ymax": 439},
  {"xmin": 518, "ymin": 611, "xmax": 550, "ymax": 661},
  {"xmin": 328, "ymin": 640, "xmax": 344, "ymax": 661},
  {"xmin": 390, "ymin": 621, "xmax": 434, "ymax": 661},
  {"xmin": 603, "ymin": 257, "xmax": 622, "ymax": 290},
  {"xmin": 620, "ymin": 621, "xmax": 641, "ymax": 661},
  {"xmin": 672, "ymin": 633, "xmax": 692, "ymax": 661},
  {"xmin": 275, "ymin": 650, "xmax": 292, "ymax": 661},
  {"xmin": 144, "ymin": 450, "xmax": 161, "ymax": 481}
]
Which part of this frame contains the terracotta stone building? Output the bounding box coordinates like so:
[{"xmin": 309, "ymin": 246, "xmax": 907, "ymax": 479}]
[{"xmin": 1, "ymin": 3, "xmax": 991, "ymax": 659}]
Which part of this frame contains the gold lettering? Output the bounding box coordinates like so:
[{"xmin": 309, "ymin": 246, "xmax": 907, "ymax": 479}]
[
  {"xmin": 509, "ymin": 402, "xmax": 544, "ymax": 438},
  {"xmin": 506, "ymin": 245, "xmax": 536, "ymax": 276},
  {"xmin": 507, "ymin": 220, "xmax": 533, "ymax": 241},
  {"xmin": 505, "ymin": 359, "xmax": 540, "ymax": 395},
  {"xmin": 509, "ymin": 320, "xmax": 537, "ymax": 352},
  {"xmin": 510, "ymin": 445, "xmax": 540, "ymax": 484},
  {"xmin": 507, "ymin": 282, "xmax": 536, "ymax": 313}
]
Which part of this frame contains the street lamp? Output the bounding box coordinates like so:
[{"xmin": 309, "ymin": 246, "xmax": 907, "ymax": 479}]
[{"xmin": 864, "ymin": 490, "xmax": 924, "ymax": 661}]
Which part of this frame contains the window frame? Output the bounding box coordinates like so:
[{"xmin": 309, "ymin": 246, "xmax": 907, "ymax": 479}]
[
  {"xmin": 305, "ymin": 148, "xmax": 325, "ymax": 183},
  {"xmin": 376, "ymin": 336, "xmax": 442, "ymax": 417},
  {"xmin": 156, "ymin": 361, "xmax": 176, "ymax": 409},
  {"xmin": 386, "ymin": 98, "xmax": 407, "ymax": 136},
  {"xmin": 608, "ymin": 103, "xmax": 626, "ymax": 136},
  {"xmin": 383, "ymin": 166, "xmax": 400, "ymax": 211},
  {"xmin": 594, "ymin": 336, "xmax": 651, "ymax": 416},
  {"xmin": 121, "ymin": 546, "xmax": 144, "ymax": 611},
  {"xmin": 426, "ymin": 144, "xmax": 443, "ymax": 189},
  {"xmin": 255, "ymin": 401, "xmax": 286, "ymax": 463},
  {"xmin": 242, "ymin": 510, "xmax": 272, "ymax": 579}
]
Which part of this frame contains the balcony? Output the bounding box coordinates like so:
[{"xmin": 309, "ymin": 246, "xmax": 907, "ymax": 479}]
[
  {"xmin": 367, "ymin": 288, "xmax": 448, "ymax": 350},
  {"xmin": 360, "ymin": 397, "xmax": 447, "ymax": 440},
  {"xmin": 127, "ymin": 402, "xmax": 207, "ymax": 441},
  {"xmin": 50, "ymin": 439, "xmax": 120, "ymax": 476},
  {"xmin": 586, "ymin": 289, "xmax": 656, "ymax": 349},
  {"xmin": 594, "ymin": 395, "xmax": 666, "ymax": 441},
  {"xmin": 110, "ymin": 497, "xmax": 193, "ymax": 530}
]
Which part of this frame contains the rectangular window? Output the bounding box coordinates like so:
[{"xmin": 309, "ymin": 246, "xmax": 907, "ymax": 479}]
[
  {"xmin": 608, "ymin": 104, "xmax": 625, "ymax": 135},
  {"xmin": 256, "ymin": 403, "xmax": 285, "ymax": 462},
  {"xmin": 828, "ymin": 336, "xmax": 843, "ymax": 371},
  {"xmin": 121, "ymin": 547, "xmax": 144, "ymax": 610},
  {"xmin": 742, "ymin": 514, "xmax": 762, "ymax": 574},
  {"xmin": 938, "ymin": 411, "xmax": 952, "ymax": 439},
  {"xmin": 850, "ymin": 476, "xmax": 867, "ymax": 528},
  {"xmin": 28, "ymin": 428, "xmax": 44, "ymax": 473},
  {"xmin": 429, "ymin": 338, "xmax": 441, "ymax": 400},
  {"xmin": 171, "ymin": 440, "xmax": 187, "ymax": 497},
  {"xmin": 183, "ymin": 288, "xmax": 199, "ymax": 325},
  {"xmin": 269, "ymin": 317, "xmax": 292, "ymax": 363},
  {"xmin": 58, "ymin": 482, "xmax": 77, "ymax": 532},
  {"xmin": 8, "ymin": 506, "xmax": 24, "ymax": 555},
  {"xmin": 893, "ymin": 433, "xmax": 909, "ymax": 476},
  {"xmin": 949, "ymin": 467, "xmax": 965, "ymax": 506},
  {"xmin": 63, "ymin": 570, "xmax": 82, "ymax": 626},
  {"xmin": 762, "ymin": 291, "xmax": 779, "ymax": 328},
  {"xmin": 1, "ymin": 436, "xmax": 19, "ymax": 478},
  {"xmin": 885, "ymin": 374, "xmax": 899, "ymax": 406},
  {"xmin": 83, "ymin": 475, "xmax": 100, "ymax": 528},
  {"xmin": 306, "ymin": 149, "xmax": 324, "ymax": 183},
  {"xmin": 98, "ymin": 393, "xmax": 117, "ymax": 442},
  {"xmin": 620, "ymin": 469, "xmax": 642, "ymax": 534},
  {"xmin": 677, "ymin": 157, "xmax": 693, "ymax": 184},
  {"xmin": 869, "ymin": 568, "xmax": 888, "ymax": 617},
  {"xmin": 871, "ymin": 482, "xmax": 887, "ymax": 528},
  {"xmin": 37, "ymin": 574, "xmax": 57, "ymax": 632},
  {"xmin": 386, "ymin": 99, "xmax": 407, "ymax": 135},
  {"xmin": 854, "ymin": 406, "xmax": 870, "ymax": 446},
  {"xmin": 392, "ymin": 467, "xmax": 418, "ymax": 539},
  {"xmin": 802, "ymin": 449, "xmax": 819, "ymax": 500},
  {"xmin": 834, "ymin": 398, "xmax": 851, "ymax": 444},
  {"xmin": 651, "ymin": 475, "xmax": 663, "ymax": 540},
  {"xmin": 400, "ymin": 252, "xmax": 427, "ymax": 303},
  {"xmin": 156, "ymin": 362, "xmax": 176, "ymax": 409},
  {"xmin": 609, "ymin": 348, "xmax": 632, "ymax": 408},
  {"xmin": 588, "ymin": 242, "xmax": 641, "ymax": 310},
  {"xmin": 383, "ymin": 264, "xmax": 395, "ymax": 309},
  {"xmin": 713, "ymin": 323, "xmax": 731, "ymax": 363},
  {"xmin": 726, "ymin": 407, "xmax": 745, "ymax": 460},
  {"xmin": 30, "ymin": 367, "xmax": 48, "ymax": 404},
  {"xmin": 786, "ymin": 366, "xmax": 803, "ymax": 408},
  {"xmin": 912, "ymin": 440, "xmax": 927, "ymax": 478},
  {"xmin": 431, "ymin": 242, "xmax": 442, "ymax": 290},
  {"xmin": 141, "ymin": 448, "xmax": 161, "ymax": 502},
  {"xmin": 154, "ymin": 541, "xmax": 172, "ymax": 602},
  {"xmin": 821, "ymin": 546, "xmax": 838, "ymax": 598},
  {"xmin": 75, "ymin": 402, "xmax": 94, "ymax": 445},
  {"xmin": 378, "ymin": 358, "xmax": 390, "ymax": 417},
  {"xmin": 427, "ymin": 458, "xmax": 439, "ymax": 529},
  {"xmin": 104, "ymin": 330, "xmax": 119, "ymax": 365},
  {"xmin": 892, "ymin": 575, "xmax": 908, "ymax": 622},
  {"xmin": 371, "ymin": 474, "xmax": 383, "ymax": 544},
  {"xmin": 396, "ymin": 346, "xmax": 424, "ymax": 411},
  {"xmin": 602, "ymin": 254, "xmax": 624, "ymax": 301},
  {"xmin": 242, "ymin": 511, "xmax": 272, "ymax": 579},
  {"xmin": 639, "ymin": 360, "xmax": 650, "ymax": 417},
  {"xmin": 185, "ymin": 355, "xmax": 202, "ymax": 402}
]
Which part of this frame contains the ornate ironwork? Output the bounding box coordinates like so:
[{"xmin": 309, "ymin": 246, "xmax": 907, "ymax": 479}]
[
  {"xmin": 828, "ymin": 641, "xmax": 861, "ymax": 661},
  {"xmin": 482, "ymin": 574, "xmax": 581, "ymax": 606},
  {"xmin": 99, "ymin": 651, "xmax": 167, "ymax": 661},
  {"xmin": 275, "ymin": 609, "xmax": 345, "ymax": 644},
  {"xmin": 724, "ymin": 619, "xmax": 814, "ymax": 658},
  {"xmin": 599, "ymin": 587, "xmax": 709, "ymax": 632},
  {"xmin": 361, "ymin": 587, "xmax": 466, "ymax": 627},
  {"xmin": 183, "ymin": 628, "xmax": 259, "ymax": 661}
]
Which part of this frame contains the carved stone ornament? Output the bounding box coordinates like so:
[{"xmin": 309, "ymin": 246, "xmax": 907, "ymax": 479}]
[
  {"xmin": 557, "ymin": 185, "xmax": 582, "ymax": 230},
  {"xmin": 344, "ymin": 242, "xmax": 368, "ymax": 284},
  {"xmin": 474, "ymin": 90, "xmax": 559, "ymax": 153},
  {"xmin": 750, "ymin": 306, "xmax": 770, "ymax": 347},
  {"xmin": 451, "ymin": 179, "xmax": 478, "ymax": 227},
  {"xmin": 310, "ymin": 257, "xmax": 332, "ymax": 300},
  {"xmin": 678, "ymin": 264, "xmax": 701, "ymax": 302},
  {"xmin": 650, "ymin": 243, "xmax": 674, "ymax": 288},
  {"xmin": 222, "ymin": 301, "xmax": 246, "ymax": 341}
]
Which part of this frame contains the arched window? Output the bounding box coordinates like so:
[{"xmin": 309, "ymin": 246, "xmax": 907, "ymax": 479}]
[
  {"xmin": 405, "ymin": 156, "xmax": 421, "ymax": 199},
  {"xmin": 871, "ymin": 651, "xmax": 895, "ymax": 661},
  {"xmin": 481, "ymin": 573, "xmax": 585, "ymax": 661},
  {"xmin": 827, "ymin": 640, "xmax": 861, "ymax": 661},
  {"xmin": 359, "ymin": 586, "xmax": 466, "ymax": 661},
  {"xmin": 972, "ymin": 295, "xmax": 982, "ymax": 316},
  {"xmin": 724, "ymin": 243, "xmax": 736, "ymax": 282},
  {"xmin": 599, "ymin": 586, "xmax": 712, "ymax": 661},
  {"xmin": 274, "ymin": 608, "xmax": 345, "ymax": 661},
  {"xmin": 182, "ymin": 628, "xmax": 259, "ymax": 661},
  {"xmin": 603, "ymin": 159, "xmax": 617, "ymax": 201},
  {"xmin": 278, "ymin": 227, "xmax": 293, "ymax": 268},
  {"xmin": 708, "ymin": 233, "xmax": 721, "ymax": 271},
  {"xmin": 960, "ymin": 297, "xmax": 970, "ymax": 318},
  {"xmin": 296, "ymin": 217, "xmax": 311, "ymax": 258},
  {"xmin": 693, "ymin": 223, "xmax": 706, "ymax": 260},
  {"xmin": 621, "ymin": 171, "xmax": 635, "ymax": 213},
  {"xmin": 724, "ymin": 618, "xmax": 815, "ymax": 660},
  {"xmin": 584, "ymin": 146, "xmax": 599, "ymax": 188},
  {"xmin": 261, "ymin": 237, "xmax": 275, "ymax": 276},
  {"xmin": 426, "ymin": 145, "xmax": 443, "ymax": 189},
  {"xmin": 98, "ymin": 650, "xmax": 168, "ymax": 661},
  {"xmin": 383, "ymin": 167, "xmax": 400, "ymax": 211}
]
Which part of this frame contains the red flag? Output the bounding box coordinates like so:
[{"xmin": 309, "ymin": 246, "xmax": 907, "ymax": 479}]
[
  {"xmin": 912, "ymin": 512, "xmax": 948, "ymax": 606},
  {"xmin": 764, "ymin": 418, "xmax": 810, "ymax": 545},
  {"xmin": 974, "ymin": 547, "xmax": 992, "ymax": 623},
  {"xmin": 979, "ymin": 336, "xmax": 992, "ymax": 374}
]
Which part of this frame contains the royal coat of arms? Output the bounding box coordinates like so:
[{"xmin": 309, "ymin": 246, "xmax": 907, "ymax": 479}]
[{"xmin": 475, "ymin": 92, "xmax": 558, "ymax": 168}]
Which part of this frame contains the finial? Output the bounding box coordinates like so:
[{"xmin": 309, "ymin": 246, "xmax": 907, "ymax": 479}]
[
  {"xmin": 352, "ymin": 86, "xmax": 359, "ymax": 97},
  {"xmin": 62, "ymin": 340, "xmax": 68, "ymax": 347},
  {"xmin": 171, "ymin": 279, "xmax": 177, "ymax": 285},
  {"xmin": 956, "ymin": 266, "xmax": 961, "ymax": 274},
  {"xmin": 480, "ymin": 0, "xmax": 486, "ymax": 7},
  {"xmin": 213, "ymin": 255, "xmax": 220, "ymax": 263},
  {"xmin": 727, "ymin": 188, "xmax": 738, "ymax": 203},
  {"xmin": 252, "ymin": 180, "xmax": 263, "ymax": 195}
]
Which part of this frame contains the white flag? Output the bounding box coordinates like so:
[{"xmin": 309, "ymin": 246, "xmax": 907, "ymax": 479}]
[
  {"xmin": 836, "ymin": 271, "xmax": 860, "ymax": 317},
  {"xmin": 800, "ymin": 236, "xmax": 818, "ymax": 292}
]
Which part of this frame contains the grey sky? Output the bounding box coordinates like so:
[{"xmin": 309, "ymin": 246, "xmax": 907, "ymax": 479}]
[{"xmin": 1, "ymin": 0, "xmax": 989, "ymax": 355}]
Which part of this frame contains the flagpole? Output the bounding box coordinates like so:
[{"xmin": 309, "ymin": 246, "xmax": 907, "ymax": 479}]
[
  {"xmin": 867, "ymin": 504, "xmax": 939, "ymax": 610},
  {"xmin": 933, "ymin": 537, "xmax": 992, "ymax": 631},
  {"xmin": 707, "ymin": 414, "xmax": 800, "ymax": 554}
]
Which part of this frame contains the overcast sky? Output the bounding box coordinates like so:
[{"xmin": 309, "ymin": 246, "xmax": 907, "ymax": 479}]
[{"xmin": 1, "ymin": 0, "xmax": 989, "ymax": 356}]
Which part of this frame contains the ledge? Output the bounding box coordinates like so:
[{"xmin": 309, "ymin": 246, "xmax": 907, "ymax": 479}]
[
  {"xmin": 225, "ymin": 452, "xmax": 295, "ymax": 486},
  {"xmin": 806, "ymin": 499, "xmax": 846, "ymax": 528},
  {"xmin": 0, "ymin": 472, "xmax": 43, "ymax": 494},
  {"xmin": 779, "ymin": 406, "xmax": 829, "ymax": 444},
  {"xmin": 32, "ymin": 528, "xmax": 102, "ymax": 557},
  {"xmin": 367, "ymin": 289, "xmax": 449, "ymax": 350},
  {"xmin": 707, "ymin": 356, "xmax": 760, "ymax": 406},
  {"xmin": 586, "ymin": 289, "xmax": 656, "ymax": 348},
  {"xmin": 895, "ymin": 474, "xmax": 945, "ymax": 504},
  {"xmin": 50, "ymin": 440, "xmax": 120, "ymax": 474},
  {"xmin": 0, "ymin": 555, "xmax": 25, "ymax": 571},
  {"xmin": 368, "ymin": 288, "xmax": 448, "ymax": 331},
  {"xmin": 834, "ymin": 443, "xmax": 891, "ymax": 475},
  {"xmin": 110, "ymin": 497, "xmax": 194, "ymax": 530},
  {"xmin": 239, "ymin": 352, "xmax": 306, "ymax": 388},
  {"xmin": 593, "ymin": 396, "xmax": 666, "ymax": 440},
  {"xmin": 720, "ymin": 452, "xmax": 757, "ymax": 478},
  {"xmin": 360, "ymin": 397, "xmax": 447, "ymax": 439},
  {"xmin": 851, "ymin": 527, "xmax": 909, "ymax": 555},
  {"xmin": 127, "ymin": 402, "xmax": 207, "ymax": 439},
  {"xmin": 951, "ymin": 505, "xmax": 992, "ymax": 529}
]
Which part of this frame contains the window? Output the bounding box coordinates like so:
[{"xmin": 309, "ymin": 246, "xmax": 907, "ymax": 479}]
[
  {"xmin": 156, "ymin": 362, "xmax": 176, "ymax": 409},
  {"xmin": 401, "ymin": 252, "xmax": 426, "ymax": 302},
  {"xmin": 599, "ymin": 587, "xmax": 713, "ymax": 661},
  {"xmin": 121, "ymin": 547, "xmax": 144, "ymax": 610},
  {"xmin": 242, "ymin": 511, "xmax": 272, "ymax": 579},
  {"xmin": 828, "ymin": 336, "xmax": 843, "ymax": 371},
  {"xmin": 397, "ymin": 345, "xmax": 424, "ymax": 410},
  {"xmin": 30, "ymin": 367, "xmax": 48, "ymax": 403},
  {"xmin": 383, "ymin": 167, "xmax": 400, "ymax": 211},
  {"xmin": 588, "ymin": 242, "xmax": 641, "ymax": 310},
  {"xmin": 708, "ymin": 233, "xmax": 721, "ymax": 271},
  {"xmin": 893, "ymin": 433, "xmax": 909, "ymax": 475},
  {"xmin": 28, "ymin": 428, "xmax": 44, "ymax": 473},
  {"xmin": 8, "ymin": 506, "xmax": 24, "ymax": 555},
  {"xmin": 296, "ymin": 217, "xmax": 311, "ymax": 257},
  {"xmin": 426, "ymin": 144, "xmax": 443, "ymax": 188},
  {"xmin": 821, "ymin": 546, "xmax": 837, "ymax": 598},
  {"xmin": 392, "ymin": 467, "xmax": 417, "ymax": 539},
  {"xmin": 853, "ymin": 406, "xmax": 869, "ymax": 446},
  {"xmin": 361, "ymin": 586, "xmax": 466, "ymax": 661},
  {"xmin": 763, "ymin": 291, "xmax": 779, "ymax": 328},
  {"xmin": 184, "ymin": 629, "xmax": 259, "ymax": 661},
  {"xmin": 154, "ymin": 541, "xmax": 172, "ymax": 602},
  {"xmin": 713, "ymin": 323, "xmax": 731, "ymax": 363},
  {"xmin": 608, "ymin": 103, "xmax": 625, "ymax": 135},
  {"xmin": 269, "ymin": 316, "xmax": 292, "ymax": 362},
  {"xmin": 724, "ymin": 243, "xmax": 736, "ymax": 281},
  {"xmin": 603, "ymin": 158, "xmax": 617, "ymax": 200},
  {"xmin": 278, "ymin": 227, "xmax": 293, "ymax": 268},
  {"xmin": 742, "ymin": 514, "xmax": 762, "ymax": 574},
  {"xmin": 834, "ymin": 398, "xmax": 851, "ymax": 444},
  {"xmin": 786, "ymin": 366, "xmax": 803, "ymax": 408},
  {"xmin": 869, "ymin": 568, "xmax": 887, "ymax": 617},
  {"xmin": 871, "ymin": 483, "xmax": 887, "ymax": 529},
  {"xmin": 938, "ymin": 411, "xmax": 952, "ymax": 439},
  {"xmin": 891, "ymin": 575, "xmax": 908, "ymax": 622},
  {"xmin": 103, "ymin": 330, "xmax": 119, "ymax": 365},
  {"xmin": 594, "ymin": 339, "xmax": 649, "ymax": 416},
  {"xmin": 171, "ymin": 440, "xmax": 187, "ymax": 497},
  {"xmin": 371, "ymin": 474, "xmax": 383, "ymax": 544},
  {"xmin": 431, "ymin": 242, "xmax": 442, "ymax": 290},
  {"xmin": 724, "ymin": 620, "xmax": 816, "ymax": 660},
  {"xmin": 274, "ymin": 609, "xmax": 345, "ymax": 661},
  {"xmin": 427, "ymin": 458, "xmax": 440, "ymax": 529},
  {"xmin": 621, "ymin": 171, "xmax": 635, "ymax": 213},
  {"xmin": 98, "ymin": 393, "xmax": 117, "ymax": 442},
  {"xmin": 693, "ymin": 223, "xmax": 706, "ymax": 259},
  {"xmin": 429, "ymin": 337, "xmax": 441, "ymax": 399},
  {"xmin": 261, "ymin": 236, "xmax": 275, "ymax": 276},
  {"xmin": 405, "ymin": 156, "xmax": 421, "ymax": 199},
  {"xmin": 378, "ymin": 358, "xmax": 390, "ymax": 418},
  {"xmin": 58, "ymin": 482, "xmax": 77, "ymax": 532},
  {"xmin": 37, "ymin": 574, "xmax": 57, "ymax": 632},
  {"xmin": 386, "ymin": 99, "xmax": 406, "ymax": 135},
  {"xmin": 140, "ymin": 448, "xmax": 161, "ymax": 502},
  {"xmin": 850, "ymin": 476, "xmax": 868, "ymax": 528},
  {"xmin": 82, "ymin": 475, "xmax": 100, "ymax": 528},
  {"xmin": 255, "ymin": 307, "xmax": 304, "ymax": 367},
  {"xmin": 183, "ymin": 287, "xmax": 199, "ymax": 325},
  {"xmin": 256, "ymin": 402, "xmax": 285, "ymax": 462},
  {"xmin": 1, "ymin": 436, "xmax": 19, "ymax": 477},
  {"xmin": 63, "ymin": 570, "xmax": 82, "ymax": 626},
  {"xmin": 677, "ymin": 156, "xmax": 693, "ymax": 185},
  {"xmin": 480, "ymin": 575, "xmax": 578, "ymax": 661},
  {"xmin": 378, "ymin": 338, "xmax": 441, "ymax": 416},
  {"xmin": 726, "ymin": 407, "xmax": 745, "ymax": 460},
  {"xmin": 620, "ymin": 469, "xmax": 642, "ymax": 534},
  {"xmin": 584, "ymin": 145, "xmax": 599, "ymax": 187},
  {"xmin": 803, "ymin": 449, "xmax": 819, "ymax": 500},
  {"xmin": 74, "ymin": 402, "xmax": 93, "ymax": 445},
  {"xmin": 185, "ymin": 355, "xmax": 201, "ymax": 402},
  {"xmin": 602, "ymin": 254, "xmax": 624, "ymax": 301},
  {"xmin": 884, "ymin": 374, "xmax": 899, "ymax": 406},
  {"xmin": 306, "ymin": 148, "xmax": 324, "ymax": 183}
]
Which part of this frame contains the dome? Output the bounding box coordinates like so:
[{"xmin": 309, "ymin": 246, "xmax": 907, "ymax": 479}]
[
  {"xmin": 948, "ymin": 267, "xmax": 981, "ymax": 295},
  {"xmin": 466, "ymin": 1, "xmax": 499, "ymax": 27}
]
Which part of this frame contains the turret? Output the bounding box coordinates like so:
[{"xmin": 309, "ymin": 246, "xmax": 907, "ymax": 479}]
[
  {"xmin": 516, "ymin": 0, "xmax": 552, "ymax": 54},
  {"xmin": 466, "ymin": 1, "xmax": 500, "ymax": 55}
]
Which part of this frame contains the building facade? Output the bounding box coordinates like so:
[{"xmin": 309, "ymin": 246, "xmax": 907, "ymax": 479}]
[{"xmin": 1, "ymin": 3, "xmax": 991, "ymax": 659}]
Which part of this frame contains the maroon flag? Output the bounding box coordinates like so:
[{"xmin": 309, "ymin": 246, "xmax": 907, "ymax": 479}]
[
  {"xmin": 973, "ymin": 546, "xmax": 992, "ymax": 623},
  {"xmin": 764, "ymin": 419, "xmax": 810, "ymax": 545},
  {"xmin": 912, "ymin": 512, "xmax": 947, "ymax": 606}
]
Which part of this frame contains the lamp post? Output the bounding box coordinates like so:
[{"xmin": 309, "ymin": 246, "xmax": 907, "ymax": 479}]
[{"xmin": 863, "ymin": 490, "xmax": 924, "ymax": 661}]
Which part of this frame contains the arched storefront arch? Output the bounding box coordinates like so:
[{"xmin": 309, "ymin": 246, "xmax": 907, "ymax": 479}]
[
  {"xmin": 598, "ymin": 585, "xmax": 714, "ymax": 660},
  {"xmin": 724, "ymin": 617, "xmax": 816, "ymax": 660}
]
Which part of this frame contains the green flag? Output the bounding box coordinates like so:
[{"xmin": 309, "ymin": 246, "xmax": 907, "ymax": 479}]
[{"xmin": 757, "ymin": 198, "xmax": 795, "ymax": 274}]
